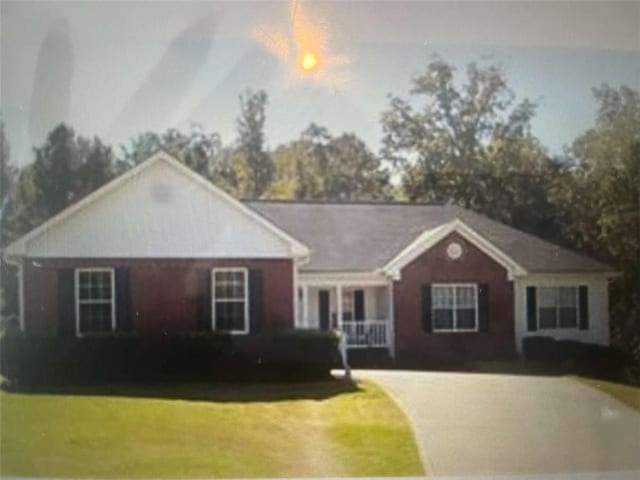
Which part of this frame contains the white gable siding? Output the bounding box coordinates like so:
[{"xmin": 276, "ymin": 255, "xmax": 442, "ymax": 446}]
[
  {"xmin": 514, "ymin": 275, "xmax": 610, "ymax": 352},
  {"xmin": 26, "ymin": 160, "xmax": 292, "ymax": 258}
]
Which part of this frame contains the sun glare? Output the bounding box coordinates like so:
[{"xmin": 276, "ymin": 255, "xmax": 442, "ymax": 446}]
[
  {"xmin": 252, "ymin": 0, "xmax": 349, "ymax": 88},
  {"xmin": 301, "ymin": 52, "xmax": 317, "ymax": 71}
]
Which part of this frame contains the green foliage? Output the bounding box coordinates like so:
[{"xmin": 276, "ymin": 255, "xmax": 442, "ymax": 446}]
[
  {"xmin": 560, "ymin": 85, "xmax": 640, "ymax": 358},
  {"xmin": 1, "ymin": 124, "xmax": 117, "ymax": 319},
  {"xmin": 268, "ymin": 124, "xmax": 391, "ymax": 200},
  {"xmin": 233, "ymin": 89, "xmax": 274, "ymax": 198},
  {"xmin": 0, "ymin": 121, "xmax": 16, "ymax": 215},
  {"xmin": 0, "ymin": 121, "xmax": 19, "ymax": 322},
  {"xmin": 26, "ymin": 124, "xmax": 116, "ymax": 227},
  {"xmin": 382, "ymin": 57, "xmax": 563, "ymax": 240},
  {"xmin": 119, "ymin": 126, "xmax": 237, "ymax": 188}
]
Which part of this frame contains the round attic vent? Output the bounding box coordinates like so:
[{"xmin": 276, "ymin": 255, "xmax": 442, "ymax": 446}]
[
  {"xmin": 446, "ymin": 241, "xmax": 463, "ymax": 260},
  {"xmin": 150, "ymin": 183, "xmax": 173, "ymax": 203}
]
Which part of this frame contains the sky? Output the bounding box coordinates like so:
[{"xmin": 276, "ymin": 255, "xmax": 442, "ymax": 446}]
[{"xmin": 1, "ymin": 1, "xmax": 639, "ymax": 166}]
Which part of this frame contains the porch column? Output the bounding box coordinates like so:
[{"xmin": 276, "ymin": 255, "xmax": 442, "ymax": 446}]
[
  {"xmin": 387, "ymin": 282, "xmax": 396, "ymax": 358},
  {"xmin": 336, "ymin": 284, "xmax": 343, "ymax": 330},
  {"xmin": 303, "ymin": 285, "xmax": 309, "ymax": 328}
]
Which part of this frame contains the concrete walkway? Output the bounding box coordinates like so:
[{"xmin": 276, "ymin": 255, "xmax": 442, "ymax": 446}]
[{"xmin": 355, "ymin": 369, "xmax": 640, "ymax": 476}]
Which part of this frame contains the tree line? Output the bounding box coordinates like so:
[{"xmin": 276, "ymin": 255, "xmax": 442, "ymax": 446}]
[{"xmin": 1, "ymin": 58, "xmax": 638, "ymax": 357}]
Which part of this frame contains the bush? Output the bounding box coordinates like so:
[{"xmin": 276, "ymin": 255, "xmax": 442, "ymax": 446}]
[
  {"xmin": 265, "ymin": 329, "xmax": 343, "ymax": 376},
  {"xmin": 522, "ymin": 336, "xmax": 558, "ymax": 362},
  {"xmin": 0, "ymin": 329, "xmax": 342, "ymax": 386},
  {"xmin": 522, "ymin": 335, "xmax": 635, "ymax": 381}
]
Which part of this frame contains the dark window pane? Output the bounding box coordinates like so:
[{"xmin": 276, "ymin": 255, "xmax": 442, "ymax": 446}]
[
  {"xmin": 78, "ymin": 271, "xmax": 112, "ymax": 300},
  {"xmin": 559, "ymin": 307, "xmax": 578, "ymax": 328},
  {"xmin": 215, "ymin": 271, "xmax": 231, "ymax": 284},
  {"xmin": 433, "ymin": 309, "xmax": 453, "ymax": 330},
  {"xmin": 215, "ymin": 301, "xmax": 245, "ymax": 331},
  {"xmin": 539, "ymin": 307, "xmax": 557, "ymax": 329},
  {"xmin": 214, "ymin": 283, "xmax": 231, "ymax": 298},
  {"xmin": 90, "ymin": 285, "xmax": 102, "ymax": 298},
  {"xmin": 230, "ymin": 282, "xmax": 244, "ymax": 298},
  {"xmin": 456, "ymin": 308, "xmax": 476, "ymax": 330},
  {"xmin": 79, "ymin": 285, "xmax": 91, "ymax": 300},
  {"xmin": 79, "ymin": 303, "xmax": 112, "ymax": 334}
]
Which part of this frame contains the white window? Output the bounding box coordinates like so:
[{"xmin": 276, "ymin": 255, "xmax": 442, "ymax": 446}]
[
  {"xmin": 212, "ymin": 268, "xmax": 249, "ymax": 334},
  {"xmin": 538, "ymin": 286, "xmax": 578, "ymax": 329},
  {"xmin": 432, "ymin": 284, "xmax": 478, "ymax": 332},
  {"xmin": 75, "ymin": 268, "xmax": 115, "ymax": 336}
]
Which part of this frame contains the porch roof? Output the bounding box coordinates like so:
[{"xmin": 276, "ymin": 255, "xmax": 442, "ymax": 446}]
[{"xmin": 245, "ymin": 201, "xmax": 612, "ymax": 275}]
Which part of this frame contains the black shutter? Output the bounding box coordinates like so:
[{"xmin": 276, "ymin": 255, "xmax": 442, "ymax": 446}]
[
  {"xmin": 57, "ymin": 268, "xmax": 75, "ymax": 336},
  {"xmin": 526, "ymin": 286, "xmax": 537, "ymax": 332},
  {"xmin": 319, "ymin": 290, "xmax": 330, "ymax": 331},
  {"xmin": 422, "ymin": 284, "xmax": 432, "ymax": 333},
  {"xmin": 249, "ymin": 269, "xmax": 264, "ymax": 333},
  {"xmin": 354, "ymin": 290, "xmax": 365, "ymax": 321},
  {"xmin": 579, "ymin": 285, "xmax": 589, "ymax": 330},
  {"xmin": 478, "ymin": 284, "xmax": 489, "ymax": 332},
  {"xmin": 196, "ymin": 269, "xmax": 212, "ymax": 331},
  {"xmin": 115, "ymin": 268, "xmax": 132, "ymax": 332}
]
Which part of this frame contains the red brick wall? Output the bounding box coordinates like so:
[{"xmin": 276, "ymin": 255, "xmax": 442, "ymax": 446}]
[
  {"xmin": 393, "ymin": 232, "xmax": 515, "ymax": 362},
  {"xmin": 22, "ymin": 258, "xmax": 294, "ymax": 335}
]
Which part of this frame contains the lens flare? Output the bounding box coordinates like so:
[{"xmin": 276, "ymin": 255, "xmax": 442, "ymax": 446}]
[
  {"xmin": 301, "ymin": 52, "xmax": 317, "ymax": 71},
  {"xmin": 252, "ymin": 0, "xmax": 349, "ymax": 88}
]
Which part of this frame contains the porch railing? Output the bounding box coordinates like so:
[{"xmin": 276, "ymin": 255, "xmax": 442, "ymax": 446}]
[{"xmin": 341, "ymin": 320, "xmax": 389, "ymax": 348}]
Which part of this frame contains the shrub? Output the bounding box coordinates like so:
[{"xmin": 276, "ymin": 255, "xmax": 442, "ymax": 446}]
[
  {"xmin": 522, "ymin": 336, "xmax": 558, "ymax": 362},
  {"xmin": 0, "ymin": 329, "xmax": 343, "ymax": 385},
  {"xmin": 555, "ymin": 340, "xmax": 588, "ymax": 364},
  {"xmin": 265, "ymin": 329, "xmax": 343, "ymax": 376},
  {"xmin": 522, "ymin": 335, "xmax": 635, "ymax": 381},
  {"xmin": 0, "ymin": 332, "xmax": 232, "ymax": 385}
]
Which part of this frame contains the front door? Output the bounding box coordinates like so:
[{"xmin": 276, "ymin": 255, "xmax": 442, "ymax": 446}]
[
  {"xmin": 318, "ymin": 290, "xmax": 330, "ymax": 330},
  {"xmin": 354, "ymin": 289, "xmax": 365, "ymax": 321}
]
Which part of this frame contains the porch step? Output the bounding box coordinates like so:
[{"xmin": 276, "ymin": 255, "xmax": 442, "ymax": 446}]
[{"xmin": 346, "ymin": 348, "xmax": 394, "ymax": 368}]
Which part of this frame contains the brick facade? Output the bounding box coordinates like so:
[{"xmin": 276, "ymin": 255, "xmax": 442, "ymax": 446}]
[
  {"xmin": 393, "ymin": 232, "xmax": 515, "ymax": 362},
  {"xmin": 22, "ymin": 258, "xmax": 294, "ymax": 335}
]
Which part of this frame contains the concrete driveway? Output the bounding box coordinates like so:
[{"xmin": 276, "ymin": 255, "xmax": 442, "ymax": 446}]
[{"xmin": 355, "ymin": 369, "xmax": 640, "ymax": 476}]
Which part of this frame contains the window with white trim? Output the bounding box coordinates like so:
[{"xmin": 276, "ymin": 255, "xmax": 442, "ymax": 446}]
[
  {"xmin": 432, "ymin": 284, "xmax": 478, "ymax": 332},
  {"xmin": 538, "ymin": 286, "xmax": 578, "ymax": 329},
  {"xmin": 212, "ymin": 268, "xmax": 248, "ymax": 333},
  {"xmin": 76, "ymin": 268, "xmax": 115, "ymax": 335}
]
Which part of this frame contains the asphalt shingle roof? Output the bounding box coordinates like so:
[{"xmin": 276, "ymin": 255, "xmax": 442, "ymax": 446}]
[{"xmin": 245, "ymin": 201, "xmax": 612, "ymax": 274}]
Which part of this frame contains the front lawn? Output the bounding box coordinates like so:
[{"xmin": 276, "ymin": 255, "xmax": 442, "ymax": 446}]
[
  {"xmin": 576, "ymin": 376, "xmax": 640, "ymax": 412},
  {"xmin": 0, "ymin": 380, "xmax": 424, "ymax": 478}
]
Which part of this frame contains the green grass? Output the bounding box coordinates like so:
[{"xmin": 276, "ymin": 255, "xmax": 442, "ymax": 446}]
[
  {"xmin": 576, "ymin": 376, "xmax": 640, "ymax": 412},
  {"xmin": 0, "ymin": 380, "xmax": 424, "ymax": 478}
]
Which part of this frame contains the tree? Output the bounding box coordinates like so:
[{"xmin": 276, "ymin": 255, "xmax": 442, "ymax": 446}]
[
  {"xmin": 0, "ymin": 124, "xmax": 116, "ymax": 320},
  {"xmin": 120, "ymin": 126, "xmax": 238, "ymax": 194},
  {"xmin": 234, "ymin": 90, "xmax": 274, "ymax": 198},
  {"xmin": 381, "ymin": 58, "xmax": 561, "ymax": 239},
  {"xmin": 31, "ymin": 124, "xmax": 82, "ymax": 220},
  {"xmin": 0, "ymin": 121, "xmax": 16, "ymax": 216},
  {"xmin": 121, "ymin": 126, "xmax": 223, "ymax": 176},
  {"xmin": 0, "ymin": 121, "xmax": 19, "ymax": 324},
  {"xmin": 267, "ymin": 124, "xmax": 391, "ymax": 201},
  {"xmin": 26, "ymin": 124, "xmax": 116, "ymax": 223},
  {"xmin": 561, "ymin": 84, "xmax": 640, "ymax": 357}
]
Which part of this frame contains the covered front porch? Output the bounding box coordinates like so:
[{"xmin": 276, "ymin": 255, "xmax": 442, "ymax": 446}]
[{"xmin": 296, "ymin": 273, "xmax": 395, "ymax": 355}]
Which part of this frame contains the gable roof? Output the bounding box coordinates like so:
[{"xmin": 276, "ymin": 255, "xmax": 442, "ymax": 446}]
[
  {"xmin": 5, "ymin": 152, "xmax": 310, "ymax": 260},
  {"xmin": 246, "ymin": 200, "xmax": 613, "ymax": 275}
]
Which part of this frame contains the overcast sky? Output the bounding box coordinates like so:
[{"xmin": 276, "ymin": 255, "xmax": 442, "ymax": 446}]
[{"xmin": 1, "ymin": 1, "xmax": 639, "ymax": 166}]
